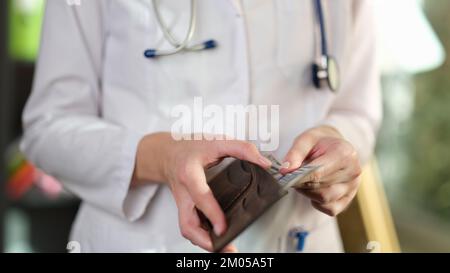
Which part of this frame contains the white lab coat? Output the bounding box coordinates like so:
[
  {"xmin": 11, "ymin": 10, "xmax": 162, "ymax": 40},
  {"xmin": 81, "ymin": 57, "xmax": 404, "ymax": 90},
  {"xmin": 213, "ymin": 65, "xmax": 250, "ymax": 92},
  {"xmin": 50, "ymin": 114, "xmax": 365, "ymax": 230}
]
[{"xmin": 21, "ymin": 0, "xmax": 381, "ymax": 253}]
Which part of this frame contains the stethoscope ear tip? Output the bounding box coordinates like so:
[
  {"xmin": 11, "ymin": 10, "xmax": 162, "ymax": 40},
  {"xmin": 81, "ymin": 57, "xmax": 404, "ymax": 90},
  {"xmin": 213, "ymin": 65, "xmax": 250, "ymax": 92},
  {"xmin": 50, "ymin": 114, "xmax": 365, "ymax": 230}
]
[
  {"xmin": 203, "ymin": 39, "xmax": 218, "ymax": 50},
  {"xmin": 144, "ymin": 49, "xmax": 157, "ymax": 59}
]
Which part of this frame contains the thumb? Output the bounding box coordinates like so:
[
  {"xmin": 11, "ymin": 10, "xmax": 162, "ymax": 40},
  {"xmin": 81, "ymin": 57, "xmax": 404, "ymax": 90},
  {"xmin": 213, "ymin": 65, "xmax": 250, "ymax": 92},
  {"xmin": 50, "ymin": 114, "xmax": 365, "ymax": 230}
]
[
  {"xmin": 281, "ymin": 134, "xmax": 318, "ymax": 174},
  {"xmin": 215, "ymin": 140, "xmax": 272, "ymax": 169}
]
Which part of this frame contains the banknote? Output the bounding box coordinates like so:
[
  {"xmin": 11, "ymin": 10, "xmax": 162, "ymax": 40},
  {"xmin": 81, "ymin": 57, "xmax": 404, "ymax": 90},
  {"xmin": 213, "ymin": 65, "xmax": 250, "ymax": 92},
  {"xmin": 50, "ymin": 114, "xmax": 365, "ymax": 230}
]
[{"xmin": 263, "ymin": 153, "xmax": 320, "ymax": 190}]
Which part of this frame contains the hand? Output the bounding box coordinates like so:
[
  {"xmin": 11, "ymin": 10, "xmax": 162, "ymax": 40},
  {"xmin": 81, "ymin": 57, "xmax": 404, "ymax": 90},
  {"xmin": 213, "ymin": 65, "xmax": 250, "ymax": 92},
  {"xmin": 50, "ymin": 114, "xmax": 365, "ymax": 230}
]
[
  {"xmin": 281, "ymin": 126, "xmax": 362, "ymax": 216},
  {"xmin": 133, "ymin": 133, "xmax": 272, "ymax": 252}
]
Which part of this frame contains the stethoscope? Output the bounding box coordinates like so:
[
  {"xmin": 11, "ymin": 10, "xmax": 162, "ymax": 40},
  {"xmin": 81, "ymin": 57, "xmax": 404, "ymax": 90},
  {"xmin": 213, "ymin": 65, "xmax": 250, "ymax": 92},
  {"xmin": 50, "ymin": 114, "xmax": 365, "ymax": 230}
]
[{"xmin": 144, "ymin": 0, "xmax": 340, "ymax": 92}]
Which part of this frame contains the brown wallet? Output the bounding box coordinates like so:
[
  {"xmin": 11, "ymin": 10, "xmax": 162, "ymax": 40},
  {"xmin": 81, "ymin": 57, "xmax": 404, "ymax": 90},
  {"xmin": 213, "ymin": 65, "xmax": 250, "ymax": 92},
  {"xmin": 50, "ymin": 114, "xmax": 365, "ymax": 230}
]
[{"xmin": 199, "ymin": 159, "xmax": 288, "ymax": 252}]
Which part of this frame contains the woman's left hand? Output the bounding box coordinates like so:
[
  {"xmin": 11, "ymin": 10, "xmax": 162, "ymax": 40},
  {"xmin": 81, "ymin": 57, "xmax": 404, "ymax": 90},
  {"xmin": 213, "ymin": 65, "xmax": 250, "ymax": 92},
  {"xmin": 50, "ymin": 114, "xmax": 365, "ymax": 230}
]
[{"xmin": 281, "ymin": 126, "xmax": 362, "ymax": 216}]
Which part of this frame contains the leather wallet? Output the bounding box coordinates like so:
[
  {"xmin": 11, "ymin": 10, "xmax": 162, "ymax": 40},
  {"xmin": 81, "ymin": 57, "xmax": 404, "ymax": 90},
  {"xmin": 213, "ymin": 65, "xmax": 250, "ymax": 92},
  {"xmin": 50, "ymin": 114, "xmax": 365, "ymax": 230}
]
[{"xmin": 199, "ymin": 159, "xmax": 289, "ymax": 252}]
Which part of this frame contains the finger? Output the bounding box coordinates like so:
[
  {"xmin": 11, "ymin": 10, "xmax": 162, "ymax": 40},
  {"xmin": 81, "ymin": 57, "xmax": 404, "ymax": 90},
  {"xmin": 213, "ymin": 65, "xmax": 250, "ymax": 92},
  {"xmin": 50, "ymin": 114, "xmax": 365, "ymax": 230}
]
[
  {"xmin": 281, "ymin": 133, "xmax": 317, "ymax": 174},
  {"xmin": 183, "ymin": 227, "xmax": 213, "ymax": 251},
  {"xmin": 302, "ymin": 147, "xmax": 350, "ymax": 183},
  {"xmin": 301, "ymin": 169, "xmax": 361, "ymax": 188},
  {"xmin": 299, "ymin": 182, "xmax": 353, "ymax": 204},
  {"xmin": 316, "ymin": 169, "xmax": 354, "ymax": 186},
  {"xmin": 215, "ymin": 140, "xmax": 272, "ymax": 168},
  {"xmin": 322, "ymin": 158, "xmax": 361, "ymax": 185},
  {"xmin": 175, "ymin": 189, "xmax": 213, "ymax": 251},
  {"xmin": 220, "ymin": 244, "xmax": 238, "ymax": 253},
  {"xmin": 179, "ymin": 160, "xmax": 227, "ymax": 236},
  {"xmin": 311, "ymin": 188, "xmax": 358, "ymax": 217}
]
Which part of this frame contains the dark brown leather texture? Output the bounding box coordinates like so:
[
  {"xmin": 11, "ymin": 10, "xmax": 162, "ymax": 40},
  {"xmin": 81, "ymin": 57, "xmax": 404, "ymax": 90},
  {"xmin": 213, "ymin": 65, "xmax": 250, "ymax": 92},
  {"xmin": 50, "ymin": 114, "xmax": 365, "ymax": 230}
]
[{"xmin": 199, "ymin": 159, "xmax": 288, "ymax": 252}]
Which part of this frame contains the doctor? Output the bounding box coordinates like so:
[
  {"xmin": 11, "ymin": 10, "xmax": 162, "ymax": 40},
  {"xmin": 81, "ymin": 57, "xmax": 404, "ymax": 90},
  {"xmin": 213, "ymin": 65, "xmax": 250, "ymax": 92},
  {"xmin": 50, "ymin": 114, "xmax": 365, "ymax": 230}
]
[{"xmin": 22, "ymin": 0, "xmax": 381, "ymax": 252}]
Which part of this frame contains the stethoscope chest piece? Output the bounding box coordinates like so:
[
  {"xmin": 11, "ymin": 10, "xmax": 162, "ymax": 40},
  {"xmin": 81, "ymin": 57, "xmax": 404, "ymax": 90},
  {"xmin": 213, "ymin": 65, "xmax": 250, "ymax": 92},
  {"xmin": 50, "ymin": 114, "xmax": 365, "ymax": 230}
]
[{"xmin": 312, "ymin": 55, "xmax": 340, "ymax": 92}]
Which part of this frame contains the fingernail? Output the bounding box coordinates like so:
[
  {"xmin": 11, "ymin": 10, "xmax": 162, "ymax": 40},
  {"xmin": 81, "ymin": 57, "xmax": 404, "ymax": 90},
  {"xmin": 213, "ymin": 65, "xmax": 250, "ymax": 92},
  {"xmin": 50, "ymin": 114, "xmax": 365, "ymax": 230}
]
[
  {"xmin": 214, "ymin": 225, "xmax": 223, "ymax": 236},
  {"xmin": 281, "ymin": 161, "xmax": 290, "ymax": 169},
  {"xmin": 259, "ymin": 156, "xmax": 272, "ymax": 166},
  {"xmin": 223, "ymin": 248, "xmax": 238, "ymax": 253},
  {"xmin": 206, "ymin": 239, "xmax": 213, "ymax": 251}
]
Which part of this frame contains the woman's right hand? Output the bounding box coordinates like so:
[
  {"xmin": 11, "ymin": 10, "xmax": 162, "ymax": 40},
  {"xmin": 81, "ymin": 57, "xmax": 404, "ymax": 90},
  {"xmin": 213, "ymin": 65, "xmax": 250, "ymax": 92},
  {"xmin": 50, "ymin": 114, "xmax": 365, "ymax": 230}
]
[{"xmin": 132, "ymin": 132, "xmax": 272, "ymax": 252}]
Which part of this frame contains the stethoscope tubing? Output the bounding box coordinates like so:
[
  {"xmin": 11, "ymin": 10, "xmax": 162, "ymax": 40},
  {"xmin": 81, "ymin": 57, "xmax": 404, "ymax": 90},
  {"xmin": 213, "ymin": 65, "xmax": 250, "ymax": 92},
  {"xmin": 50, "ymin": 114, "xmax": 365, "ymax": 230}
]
[
  {"xmin": 150, "ymin": 0, "xmax": 200, "ymax": 57},
  {"xmin": 314, "ymin": 0, "xmax": 328, "ymax": 56},
  {"xmin": 147, "ymin": 0, "xmax": 328, "ymax": 60},
  {"xmin": 145, "ymin": 0, "xmax": 338, "ymax": 92}
]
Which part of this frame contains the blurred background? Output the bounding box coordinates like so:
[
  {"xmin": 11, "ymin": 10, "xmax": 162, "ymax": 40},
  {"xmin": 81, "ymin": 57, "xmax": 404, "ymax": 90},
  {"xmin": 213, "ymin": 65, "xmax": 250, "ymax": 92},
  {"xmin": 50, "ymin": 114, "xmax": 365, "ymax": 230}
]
[{"xmin": 0, "ymin": 0, "xmax": 449, "ymax": 252}]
